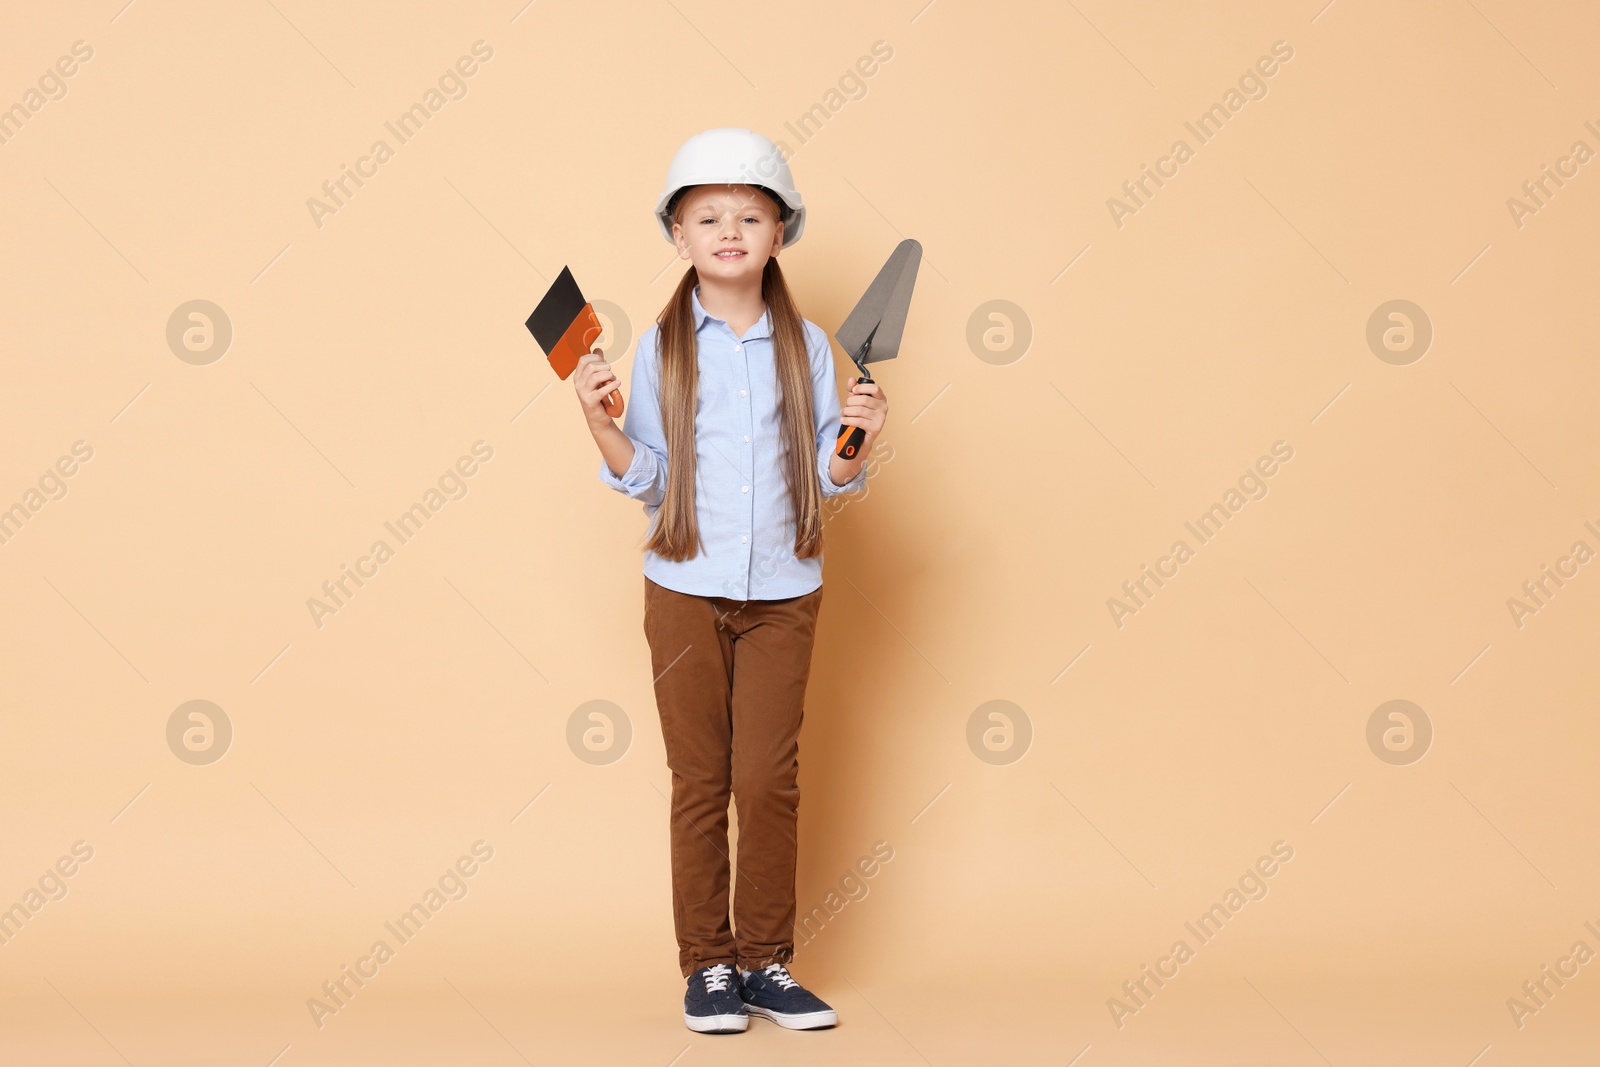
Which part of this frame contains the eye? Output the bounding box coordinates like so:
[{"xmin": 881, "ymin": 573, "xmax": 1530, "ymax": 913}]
[{"xmin": 742, "ymin": 216, "xmax": 759, "ymax": 224}]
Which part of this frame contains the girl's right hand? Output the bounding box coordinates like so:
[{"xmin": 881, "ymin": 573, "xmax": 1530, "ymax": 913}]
[{"xmin": 574, "ymin": 349, "xmax": 621, "ymax": 428}]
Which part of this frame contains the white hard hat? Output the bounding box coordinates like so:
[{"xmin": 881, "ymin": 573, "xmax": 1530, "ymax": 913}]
[{"xmin": 655, "ymin": 127, "xmax": 806, "ymax": 248}]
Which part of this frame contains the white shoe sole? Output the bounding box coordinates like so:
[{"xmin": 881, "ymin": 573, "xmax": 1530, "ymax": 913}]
[
  {"xmin": 745, "ymin": 1004, "xmax": 839, "ymax": 1030},
  {"xmin": 684, "ymin": 1011, "xmax": 749, "ymax": 1033}
]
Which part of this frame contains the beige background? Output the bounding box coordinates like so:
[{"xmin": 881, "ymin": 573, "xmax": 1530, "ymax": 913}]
[{"xmin": 2, "ymin": 0, "xmax": 1598, "ymax": 1063}]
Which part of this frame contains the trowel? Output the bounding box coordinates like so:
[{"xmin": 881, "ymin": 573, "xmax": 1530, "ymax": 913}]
[{"xmin": 834, "ymin": 238, "xmax": 920, "ymax": 459}]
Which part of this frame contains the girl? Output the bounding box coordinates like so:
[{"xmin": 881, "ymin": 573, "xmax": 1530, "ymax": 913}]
[{"xmin": 574, "ymin": 128, "xmax": 888, "ymax": 1033}]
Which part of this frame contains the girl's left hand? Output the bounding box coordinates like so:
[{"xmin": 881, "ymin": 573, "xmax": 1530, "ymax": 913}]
[{"xmin": 842, "ymin": 376, "xmax": 888, "ymax": 444}]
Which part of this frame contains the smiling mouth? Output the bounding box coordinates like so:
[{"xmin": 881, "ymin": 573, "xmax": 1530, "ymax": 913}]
[{"xmin": 714, "ymin": 250, "xmax": 746, "ymax": 259}]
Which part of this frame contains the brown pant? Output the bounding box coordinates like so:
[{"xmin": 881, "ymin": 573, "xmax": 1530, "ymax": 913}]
[{"xmin": 642, "ymin": 576, "xmax": 823, "ymax": 977}]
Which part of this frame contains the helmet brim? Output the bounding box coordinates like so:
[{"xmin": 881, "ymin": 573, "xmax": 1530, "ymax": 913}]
[{"xmin": 656, "ymin": 182, "xmax": 805, "ymax": 248}]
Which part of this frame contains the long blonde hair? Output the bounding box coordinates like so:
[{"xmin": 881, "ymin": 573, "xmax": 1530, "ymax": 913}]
[{"xmin": 644, "ymin": 256, "xmax": 826, "ymax": 563}]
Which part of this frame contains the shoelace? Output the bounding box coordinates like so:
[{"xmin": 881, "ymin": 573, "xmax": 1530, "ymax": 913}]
[
  {"xmin": 702, "ymin": 963, "xmax": 734, "ymax": 993},
  {"xmin": 761, "ymin": 963, "xmax": 800, "ymax": 991}
]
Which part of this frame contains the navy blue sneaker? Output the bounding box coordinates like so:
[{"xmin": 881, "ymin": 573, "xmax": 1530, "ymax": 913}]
[
  {"xmin": 738, "ymin": 962, "xmax": 838, "ymax": 1029},
  {"xmin": 684, "ymin": 963, "xmax": 748, "ymax": 1033}
]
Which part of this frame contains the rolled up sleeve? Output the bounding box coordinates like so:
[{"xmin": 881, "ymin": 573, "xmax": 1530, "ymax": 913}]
[
  {"xmin": 597, "ymin": 330, "xmax": 668, "ymax": 506},
  {"xmin": 808, "ymin": 323, "xmax": 868, "ymax": 498}
]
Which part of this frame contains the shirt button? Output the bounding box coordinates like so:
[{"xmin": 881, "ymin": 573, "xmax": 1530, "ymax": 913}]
[
  {"xmin": 739, "ymin": 389, "xmax": 747, "ymax": 397},
  {"xmin": 734, "ymin": 343, "xmax": 742, "ymax": 351},
  {"xmin": 740, "ymin": 535, "xmax": 748, "ymax": 543},
  {"xmin": 743, "ymin": 435, "xmax": 750, "ymax": 442},
  {"xmin": 741, "ymin": 485, "xmax": 749, "ymax": 493}
]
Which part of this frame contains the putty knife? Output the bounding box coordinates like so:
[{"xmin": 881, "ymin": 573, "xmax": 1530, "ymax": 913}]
[{"xmin": 526, "ymin": 266, "xmax": 624, "ymax": 418}]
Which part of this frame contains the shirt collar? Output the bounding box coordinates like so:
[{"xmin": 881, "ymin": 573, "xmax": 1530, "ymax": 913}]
[{"xmin": 691, "ymin": 285, "xmax": 772, "ymax": 341}]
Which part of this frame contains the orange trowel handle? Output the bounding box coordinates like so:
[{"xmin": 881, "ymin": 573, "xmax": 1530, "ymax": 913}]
[
  {"xmin": 834, "ymin": 373, "xmax": 871, "ymax": 459},
  {"xmin": 547, "ymin": 302, "xmax": 625, "ymax": 418}
]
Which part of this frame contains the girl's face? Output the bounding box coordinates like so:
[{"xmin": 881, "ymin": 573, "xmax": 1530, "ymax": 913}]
[{"xmin": 671, "ymin": 184, "xmax": 784, "ymax": 280}]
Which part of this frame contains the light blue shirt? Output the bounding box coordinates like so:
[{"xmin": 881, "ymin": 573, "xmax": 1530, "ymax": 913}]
[{"xmin": 598, "ymin": 285, "xmax": 867, "ymax": 600}]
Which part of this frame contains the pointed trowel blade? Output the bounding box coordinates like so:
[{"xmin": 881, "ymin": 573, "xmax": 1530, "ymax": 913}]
[{"xmin": 834, "ymin": 238, "xmax": 921, "ymax": 366}]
